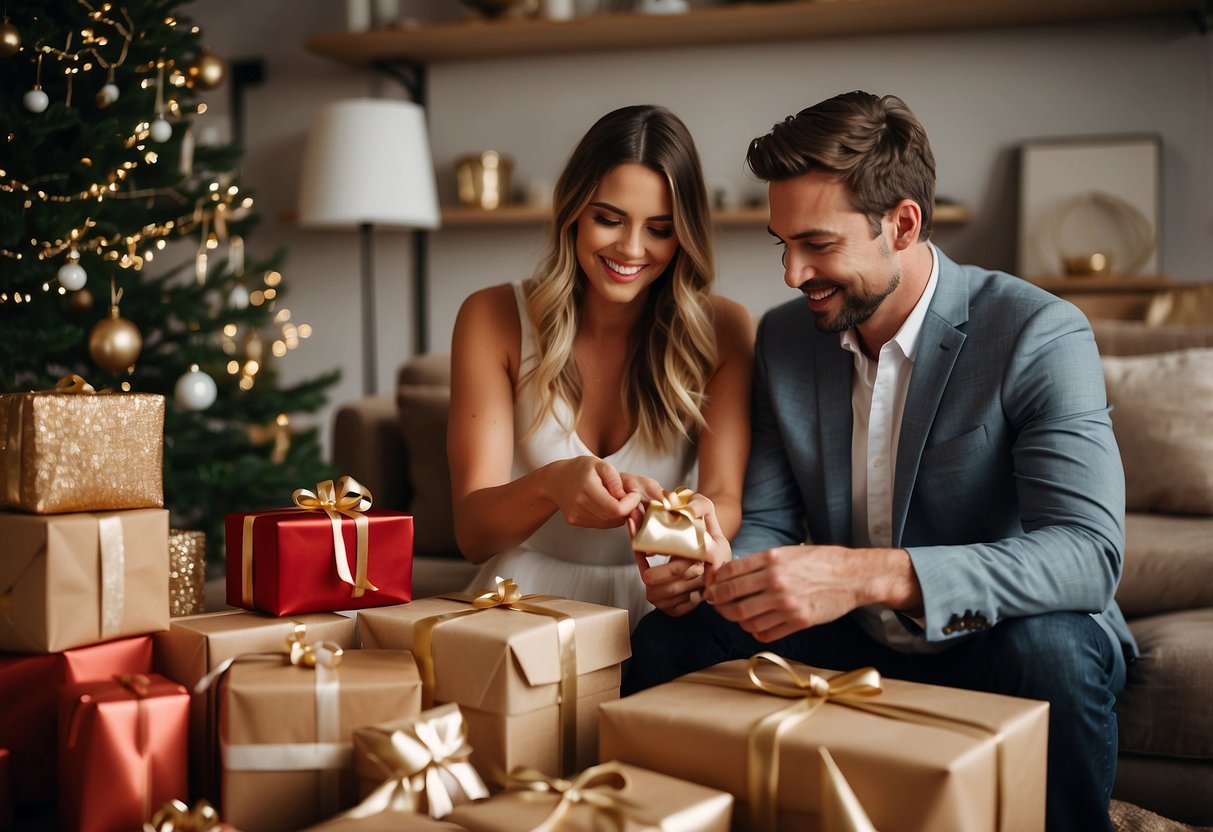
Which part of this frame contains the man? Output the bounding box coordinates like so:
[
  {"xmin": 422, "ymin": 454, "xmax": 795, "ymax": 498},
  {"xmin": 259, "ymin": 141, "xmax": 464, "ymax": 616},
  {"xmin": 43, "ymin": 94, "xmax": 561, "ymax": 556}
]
[{"xmin": 625, "ymin": 91, "xmax": 1135, "ymax": 831}]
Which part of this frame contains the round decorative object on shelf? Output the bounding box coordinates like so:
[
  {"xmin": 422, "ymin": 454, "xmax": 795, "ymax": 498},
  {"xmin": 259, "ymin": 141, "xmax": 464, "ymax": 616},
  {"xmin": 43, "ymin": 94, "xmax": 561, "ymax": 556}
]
[
  {"xmin": 1044, "ymin": 190, "xmax": 1155, "ymax": 278},
  {"xmin": 456, "ymin": 150, "xmax": 514, "ymax": 210}
]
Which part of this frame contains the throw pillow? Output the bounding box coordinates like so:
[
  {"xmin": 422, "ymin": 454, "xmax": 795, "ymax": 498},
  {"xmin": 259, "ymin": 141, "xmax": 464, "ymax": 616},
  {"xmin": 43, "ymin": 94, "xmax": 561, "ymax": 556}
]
[
  {"xmin": 1101, "ymin": 348, "xmax": 1213, "ymax": 515},
  {"xmin": 396, "ymin": 383, "xmax": 459, "ymax": 557}
]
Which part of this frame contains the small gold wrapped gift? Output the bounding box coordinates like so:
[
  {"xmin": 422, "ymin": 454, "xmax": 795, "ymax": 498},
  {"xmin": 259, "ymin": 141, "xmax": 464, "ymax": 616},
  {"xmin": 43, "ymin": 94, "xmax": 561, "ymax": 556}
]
[
  {"xmin": 446, "ymin": 761, "xmax": 733, "ymax": 832},
  {"xmin": 145, "ymin": 799, "xmax": 238, "ymax": 832},
  {"xmin": 169, "ymin": 529, "xmax": 207, "ymax": 618},
  {"xmin": 631, "ymin": 487, "xmax": 707, "ymax": 560},
  {"xmin": 350, "ymin": 703, "xmax": 489, "ymax": 819},
  {"xmin": 0, "ymin": 374, "xmax": 164, "ymax": 514}
]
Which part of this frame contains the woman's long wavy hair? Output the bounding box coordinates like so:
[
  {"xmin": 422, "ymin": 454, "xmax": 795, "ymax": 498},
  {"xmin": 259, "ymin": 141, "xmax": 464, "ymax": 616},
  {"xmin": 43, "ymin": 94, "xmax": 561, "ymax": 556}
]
[{"xmin": 522, "ymin": 104, "xmax": 717, "ymax": 453}]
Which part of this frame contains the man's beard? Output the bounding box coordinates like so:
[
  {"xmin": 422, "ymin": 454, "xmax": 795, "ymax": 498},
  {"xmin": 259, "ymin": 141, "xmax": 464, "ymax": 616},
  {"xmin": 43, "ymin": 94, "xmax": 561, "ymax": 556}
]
[{"xmin": 811, "ymin": 240, "xmax": 901, "ymax": 334}]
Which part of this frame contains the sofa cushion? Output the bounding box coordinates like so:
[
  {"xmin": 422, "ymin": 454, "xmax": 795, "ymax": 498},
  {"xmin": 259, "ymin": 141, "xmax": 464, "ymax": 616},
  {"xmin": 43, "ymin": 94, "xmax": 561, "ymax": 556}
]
[
  {"xmin": 1117, "ymin": 608, "xmax": 1213, "ymax": 760},
  {"xmin": 1090, "ymin": 318, "xmax": 1213, "ymax": 357},
  {"xmin": 1101, "ymin": 348, "xmax": 1213, "ymax": 515},
  {"xmin": 397, "ymin": 383, "xmax": 459, "ymax": 558},
  {"xmin": 398, "ymin": 351, "xmax": 452, "ymax": 387},
  {"xmin": 1118, "ymin": 513, "xmax": 1213, "ymax": 619}
]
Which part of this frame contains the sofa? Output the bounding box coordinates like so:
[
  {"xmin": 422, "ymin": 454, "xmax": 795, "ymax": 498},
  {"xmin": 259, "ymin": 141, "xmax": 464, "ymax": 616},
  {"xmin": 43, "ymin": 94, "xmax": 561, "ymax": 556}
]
[{"xmin": 331, "ymin": 316, "xmax": 1213, "ymax": 825}]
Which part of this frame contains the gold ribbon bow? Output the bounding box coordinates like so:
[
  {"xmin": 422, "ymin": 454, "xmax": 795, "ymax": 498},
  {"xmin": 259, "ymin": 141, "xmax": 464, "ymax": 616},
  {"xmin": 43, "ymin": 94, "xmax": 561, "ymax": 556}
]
[
  {"xmin": 345, "ymin": 703, "xmax": 489, "ymax": 820},
  {"xmin": 241, "ymin": 474, "xmax": 379, "ymax": 607},
  {"xmin": 631, "ymin": 486, "xmax": 707, "ymax": 560},
  {"xmin": 54, "ymin": 373, "xmax": 97, "ymax": 394},
  {"xmin": 286, "ymin": 623, "xmax": 344, "ymax": 670},
  {"xmin": 413, "ymin": 576, "xmax": 580, "ymax": 776},
  {"xmin": 501, "ymin": 762, "xmax": 662, "ymax": 832},
  {"xmin": 685, "ymin": 653, "xmax": 1004, "ymax": 832},
  {"xmin": 144, "ymin": 799, "xmax": 223, "ymax": 832}
]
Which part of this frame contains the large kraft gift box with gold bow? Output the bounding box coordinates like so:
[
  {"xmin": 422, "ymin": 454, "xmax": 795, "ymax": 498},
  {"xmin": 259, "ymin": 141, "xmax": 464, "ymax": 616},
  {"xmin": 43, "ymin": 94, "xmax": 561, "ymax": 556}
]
[
  {"xmin": 599, "ymin": 655, "xmax": 1049, "ymax": 832},
  {"xmin": 58, "ymin": 672, "xmax": 189, "ymax": 832},
  {"xmin": 0, "ymin": 635, "xmax": 153, "ymax": 806},
  {"xmin": 0, "ymin": 507, "xmax": 169, "ymax": 653},
  {"xmin": 154, "ymin": 610, "xmax": 356, "ymax": 806},
  {"xmin": 0, "ymin": 378, "xmax": 164, "ymax": 514},
  {"xmin": 355, "ymin": 581, "xmax": 631, "ymax": 780},
  {"xmin": 224, "ymin": 477, "xmax": 413, "ymax": 616},
  {"xmin": 218, "ymin": 646, "xmax": 423, "ymax": 832},
  {"xmin": 304, "ymin": 812, "xmax": 468, "ymax": 832},
  {"xmin": 447, "ymin": 761, "xmax": 733, "ymax": 832}
]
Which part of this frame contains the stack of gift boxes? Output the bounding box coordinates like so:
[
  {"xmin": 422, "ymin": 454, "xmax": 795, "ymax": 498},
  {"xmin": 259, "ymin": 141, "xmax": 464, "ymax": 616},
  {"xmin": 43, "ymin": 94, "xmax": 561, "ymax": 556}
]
[{"xmin": 1, "ymin": 380, "xmax": 1051, "ymax": 832}]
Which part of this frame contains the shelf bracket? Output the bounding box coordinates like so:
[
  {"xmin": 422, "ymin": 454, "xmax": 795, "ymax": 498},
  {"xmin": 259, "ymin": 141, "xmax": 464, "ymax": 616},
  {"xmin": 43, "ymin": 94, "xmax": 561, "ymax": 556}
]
[{"xmin": 369, "ymin": 59, "xmax": 428, "ymax": 106}]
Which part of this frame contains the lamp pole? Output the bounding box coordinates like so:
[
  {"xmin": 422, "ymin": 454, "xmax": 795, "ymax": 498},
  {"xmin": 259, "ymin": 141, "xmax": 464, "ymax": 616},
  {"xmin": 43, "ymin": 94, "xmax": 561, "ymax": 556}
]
[{"xmin": 359, "ymin": 222, "xmax": 376, "ymax": 395}]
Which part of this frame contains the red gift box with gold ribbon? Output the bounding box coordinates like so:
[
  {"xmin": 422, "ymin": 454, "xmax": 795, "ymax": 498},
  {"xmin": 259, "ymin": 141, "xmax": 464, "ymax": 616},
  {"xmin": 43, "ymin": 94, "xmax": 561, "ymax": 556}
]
[
  {"xmin": 224, "ymin": 476, "xmax": 413, "ymax": 616},
  {"xmin": 0, "ymin": 635, "xmax": 153, "ymax": 806},
  {"xmin": 58, "ymin": 672, "xmax": 189, "ymax": 832}
]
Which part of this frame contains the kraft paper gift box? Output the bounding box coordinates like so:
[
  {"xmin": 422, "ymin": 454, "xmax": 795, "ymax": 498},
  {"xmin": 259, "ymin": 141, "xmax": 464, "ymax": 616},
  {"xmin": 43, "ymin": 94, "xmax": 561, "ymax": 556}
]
[
  {"xmin": 154, "ymin": 610, "xmax": 357, "ymax": 806},
  {"xmin": 0, "ymin": 636, "xmax": 153, "ymax": 805},
  {"xmin": 0, "ymin": 508, "xmax": 169, "ymax": 653},
  {"xmin": 218, "ymin": 646, "xmax": 423, "ymax": 832},
  {"xmin": 224, "ymin": 477, "xmax": 413, "ymax": 616},
  {"xmin": 304, "ymin": 811, "xmax": 468, "ymax": 832},
  {"xmin": 0, "ymin": 380, "xmax": 164, "ymax": 514},
  {"xmin": 447, "ymin": 761, "xmax": 734, "ymax": 832},
  {"xmin": 598, "ymin": 654, "xmax": 1049, "ymax": 832},
  {"xmin": 355, "ymin": 581, "xmax": 630, "ymax": 780},
  {"xmin": 58, "ymin": 673, "xmax": 189, "ymax": 832}
]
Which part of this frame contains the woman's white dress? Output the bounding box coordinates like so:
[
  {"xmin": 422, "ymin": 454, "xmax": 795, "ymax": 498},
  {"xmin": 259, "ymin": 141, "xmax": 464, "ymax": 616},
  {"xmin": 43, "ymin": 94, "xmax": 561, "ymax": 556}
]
[{"xmin": 465, "ymin": 282, "xmax": 697, "ymax": 629}]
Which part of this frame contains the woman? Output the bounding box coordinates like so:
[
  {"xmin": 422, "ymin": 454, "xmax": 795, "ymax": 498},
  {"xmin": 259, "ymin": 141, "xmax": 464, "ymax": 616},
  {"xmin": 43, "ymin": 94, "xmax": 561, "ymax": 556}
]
[{"xmin": 447, "ymin": 104, "xmax": 752, "ymax": 628}]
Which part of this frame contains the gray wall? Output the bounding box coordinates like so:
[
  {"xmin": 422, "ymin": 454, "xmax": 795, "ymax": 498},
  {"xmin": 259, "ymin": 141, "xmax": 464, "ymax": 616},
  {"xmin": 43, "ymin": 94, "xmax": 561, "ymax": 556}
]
[{"xmin": 185, "ymin": 1, "xmax": 1212, "ymax": 458}]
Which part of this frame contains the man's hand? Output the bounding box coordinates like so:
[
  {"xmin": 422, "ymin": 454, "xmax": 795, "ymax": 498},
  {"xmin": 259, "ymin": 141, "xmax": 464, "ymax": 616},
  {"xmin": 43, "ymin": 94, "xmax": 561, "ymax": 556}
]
[
  {"xmin": 631, "ymin": 493, "xmax": 733, "ymax": 617},
  {"xmin": 704, "ymin": 545, "xmax": 922, "ymax": 642}
]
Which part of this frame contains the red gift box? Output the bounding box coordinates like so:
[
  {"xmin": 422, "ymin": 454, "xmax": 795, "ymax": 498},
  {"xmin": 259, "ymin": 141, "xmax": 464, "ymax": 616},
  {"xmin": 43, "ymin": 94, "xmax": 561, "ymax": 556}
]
[
  {"xmin": 225, "ymin": 502, "xmax": 413, "ymax": 616},
  {"xmin": 58, "ymin": 673, "xmax": 189, "ymax": 832},
  {"xmin": 0, "ymin": 636, "xmax": 152, "ymax": 806}
]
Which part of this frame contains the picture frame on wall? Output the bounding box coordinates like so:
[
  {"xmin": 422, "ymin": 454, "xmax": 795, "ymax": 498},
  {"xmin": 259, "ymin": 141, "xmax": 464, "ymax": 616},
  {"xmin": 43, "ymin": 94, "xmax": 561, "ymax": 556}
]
[{"xmin": 1018, "ymin": 135, "xmax": 1161, "ymax": 279}]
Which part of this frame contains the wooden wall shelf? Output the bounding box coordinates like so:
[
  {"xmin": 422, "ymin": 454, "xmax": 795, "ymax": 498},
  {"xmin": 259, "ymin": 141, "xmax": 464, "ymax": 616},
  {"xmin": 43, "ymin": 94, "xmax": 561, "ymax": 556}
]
[
  {"xmin": 441, "ymin": 201, "xmax": 971, "ymax": 228},
  {"xmin": 307, "ymin": 0, "xmax": 1199, "ymax": 65}
]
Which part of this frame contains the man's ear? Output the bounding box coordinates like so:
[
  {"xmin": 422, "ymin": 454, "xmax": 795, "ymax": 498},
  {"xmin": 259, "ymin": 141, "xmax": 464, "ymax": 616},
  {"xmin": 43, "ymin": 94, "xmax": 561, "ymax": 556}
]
[{"xmin": 889, "ymin": 199, "xmax": 921, "ymax": 251}]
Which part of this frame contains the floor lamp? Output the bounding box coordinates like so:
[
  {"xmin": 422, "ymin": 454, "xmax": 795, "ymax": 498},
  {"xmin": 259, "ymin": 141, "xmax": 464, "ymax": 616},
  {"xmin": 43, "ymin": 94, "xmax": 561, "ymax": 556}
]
[{"xmin": 297, "ymin": 98, "xmax": 440, "ymax": 395}]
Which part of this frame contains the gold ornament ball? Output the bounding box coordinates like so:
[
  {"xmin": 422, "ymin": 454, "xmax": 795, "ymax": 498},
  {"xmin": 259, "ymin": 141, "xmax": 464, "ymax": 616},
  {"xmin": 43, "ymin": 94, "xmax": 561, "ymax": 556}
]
[
  {"xmin": 187, "ymin": 49, "xmax": 226, "ymax": 90},
  {"xmin": 0, "ymin": 21, "xmax": 20, "ymax": 58},
  {"xmin": 68, "ymin": 287, "xmax": 94, "ymax": 312},
  {"xmin": 89, "ymin": 312, "xmax": 143, "ymax": 373}
]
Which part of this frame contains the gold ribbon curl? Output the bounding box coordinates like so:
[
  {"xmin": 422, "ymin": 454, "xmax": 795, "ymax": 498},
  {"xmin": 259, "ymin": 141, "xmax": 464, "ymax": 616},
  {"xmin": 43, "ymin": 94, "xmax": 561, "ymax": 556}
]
[
  {"xmin": 344, "ymin": 702, "xmax": 489, "ymax": 820},
  {"xmin": 500, "ymin": 761, "xmax": 662, "ymax": 832},
  {"xmin": 631, "ymin": 486, "xmax": 707, "ymax": 560},
  {"xmin": 413, "ymin": 576, "xmax": 580, "ymax": 776},
  {"xmin": 240, "ymin": 475, "xmax": 379, "ymax": 608},
  {"xmin": 144, "ymin": 799, "xmax": 222, "ymax": 832},
  {"xmin": 683, "ymin": 652, "xmax": 1004, "ymax": 832}
]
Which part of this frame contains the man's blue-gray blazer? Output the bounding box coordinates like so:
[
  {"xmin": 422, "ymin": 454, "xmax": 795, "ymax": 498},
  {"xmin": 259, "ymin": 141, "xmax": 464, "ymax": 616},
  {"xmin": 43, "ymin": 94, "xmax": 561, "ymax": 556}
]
[{"xmin": 732, "ymin": 249, "xmax": 1136, "ymax": 657}]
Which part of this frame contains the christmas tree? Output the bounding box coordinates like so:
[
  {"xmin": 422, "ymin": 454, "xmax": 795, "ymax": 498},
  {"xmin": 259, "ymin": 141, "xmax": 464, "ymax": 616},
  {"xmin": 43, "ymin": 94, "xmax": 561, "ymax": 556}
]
[{"xmin": 0, "ymin": 0, "xmax": 339, "ymax": 563}]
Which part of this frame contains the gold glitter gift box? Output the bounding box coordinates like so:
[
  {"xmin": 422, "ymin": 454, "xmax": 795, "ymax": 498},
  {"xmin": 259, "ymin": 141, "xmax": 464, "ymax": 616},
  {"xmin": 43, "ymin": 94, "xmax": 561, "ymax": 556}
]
[
  {"xmin": 169, "ymin": 529, "xmax": 207, "ymax": 618},
  {"xmin": 0, "ymin": 382, "xmax": 164, "ymax": 514}
]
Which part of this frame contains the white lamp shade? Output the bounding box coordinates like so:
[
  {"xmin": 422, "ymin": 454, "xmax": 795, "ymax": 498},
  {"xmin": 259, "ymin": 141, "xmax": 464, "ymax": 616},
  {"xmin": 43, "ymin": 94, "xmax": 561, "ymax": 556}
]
[{"xmin": 298, "ymin": 98, "xmax": 440, "ymax": 230}]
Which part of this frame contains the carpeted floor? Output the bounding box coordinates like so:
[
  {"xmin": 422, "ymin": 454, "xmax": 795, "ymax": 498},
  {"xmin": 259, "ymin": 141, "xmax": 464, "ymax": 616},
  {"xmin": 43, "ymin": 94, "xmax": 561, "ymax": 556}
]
[{"xmin": 1112, "ymin": 800, "xmax": 1213, "ymax": 832}]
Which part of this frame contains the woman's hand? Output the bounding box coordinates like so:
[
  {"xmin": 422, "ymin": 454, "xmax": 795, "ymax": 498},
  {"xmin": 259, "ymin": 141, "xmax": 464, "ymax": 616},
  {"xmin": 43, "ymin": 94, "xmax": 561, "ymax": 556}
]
[
  {"xmin": 545, "ymin": 456, "xmax": 646, "ymax": 529},
  {"xmin": 631, "ymin": 492, "xmax": 733, "ymax": 616}
]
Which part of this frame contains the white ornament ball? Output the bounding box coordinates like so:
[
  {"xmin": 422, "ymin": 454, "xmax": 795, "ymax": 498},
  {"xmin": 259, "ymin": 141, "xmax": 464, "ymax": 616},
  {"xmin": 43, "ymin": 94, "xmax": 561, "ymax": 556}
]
[
  {"xmin": 175, "ymin": 365, "xmax": 218, "ymax": 411},
  {"xmin": 96, "ymin": 83, "xmax": 120, "ymax": 108},
  {"xmin": 57, "ymin": 261, "xmax": 87, "ymax": 291},
  {"xmin": 150, "ymin": 118, "xmax": 172, "ymax": 142},
  {"xmin": 227, "ymin": 283, "xmax": 250, "ymax": 310},
  {"xmin": 23, "ymin": 88, "xmax": 49, "ymax": 113}
]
